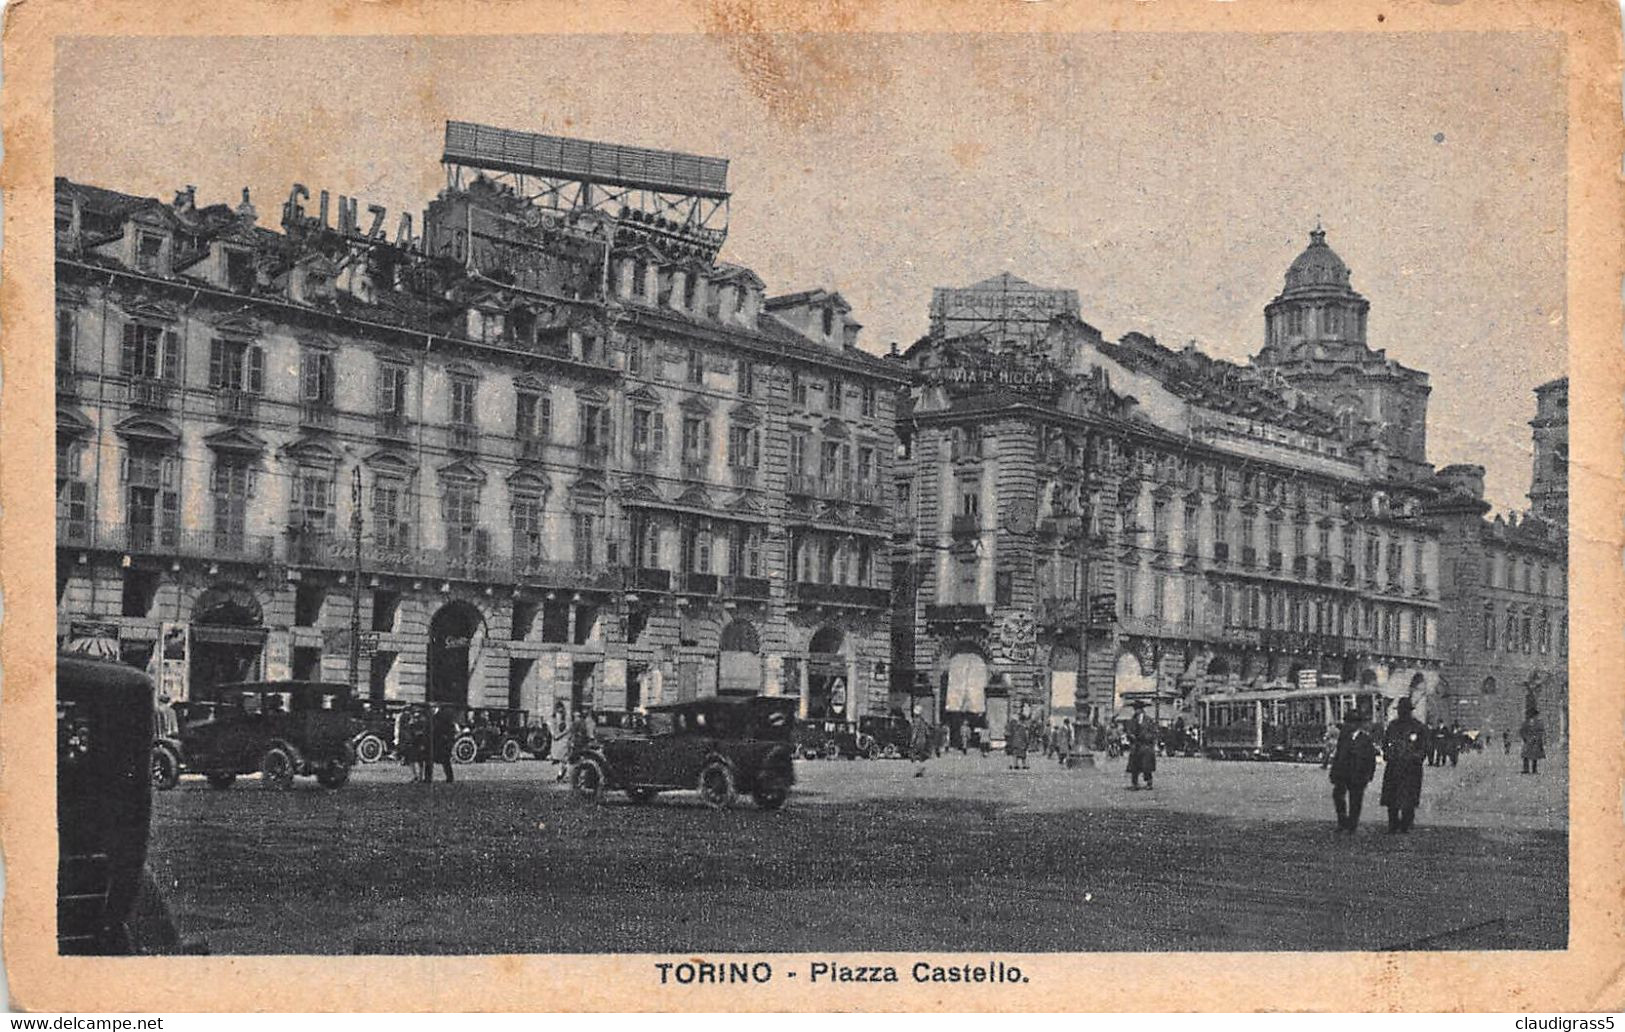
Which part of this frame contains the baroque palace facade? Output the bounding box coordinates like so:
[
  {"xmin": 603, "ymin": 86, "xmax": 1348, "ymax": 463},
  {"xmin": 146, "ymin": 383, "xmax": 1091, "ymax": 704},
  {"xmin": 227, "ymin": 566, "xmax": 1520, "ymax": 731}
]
[
  {"xmin": 54, "ymin": 122, "xmax": 905, "ymax": 721},
  {"xmin": 892, "ymin": 233, "xmax": 1446, "ymax": 736}
]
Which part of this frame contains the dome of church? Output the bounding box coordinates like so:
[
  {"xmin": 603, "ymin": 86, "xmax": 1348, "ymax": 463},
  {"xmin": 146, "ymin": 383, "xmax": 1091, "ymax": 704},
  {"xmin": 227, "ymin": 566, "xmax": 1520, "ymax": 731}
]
[{"xmin": 1284, "ymin": 226, "xmax": 1352, "ymax": 291}]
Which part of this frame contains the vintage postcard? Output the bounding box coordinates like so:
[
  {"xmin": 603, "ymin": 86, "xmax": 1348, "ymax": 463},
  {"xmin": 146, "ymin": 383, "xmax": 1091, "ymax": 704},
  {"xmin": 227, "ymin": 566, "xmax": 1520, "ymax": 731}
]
[{"xmin": 2, "ymin": 0, "xmax": 1622, "ymax": 1013}]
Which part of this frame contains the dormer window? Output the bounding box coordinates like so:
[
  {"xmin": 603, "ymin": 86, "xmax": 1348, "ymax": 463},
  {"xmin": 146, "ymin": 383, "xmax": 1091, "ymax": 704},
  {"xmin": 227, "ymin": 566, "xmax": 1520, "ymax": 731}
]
[
  {"xmin": 135, "ymin": 231, "xmax": 166, "ymax": 275},
  {"xmin": 511, "ymin": 308, "xmax": 536, "ymax": 345},
  {"xmin": 822, "ymin": 307, "xmax": 835, "ymax": 336},
  {"xmin": 224, "ymin": 247, "xmax": 256, "ymax": 293}
]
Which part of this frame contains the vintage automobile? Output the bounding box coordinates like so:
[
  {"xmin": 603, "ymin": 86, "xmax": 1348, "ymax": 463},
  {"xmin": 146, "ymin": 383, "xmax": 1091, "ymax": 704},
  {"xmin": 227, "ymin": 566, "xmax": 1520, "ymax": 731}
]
[
  {"xmin": 569, "ymin": 696, "xmax": 797, "ymax": 810},
  {"xmin": 793, "ymin": 719, "xmax": 871, "ymax": 760},
  {"xmin": 350, "ymin": 698, "xmax": 410, "ymax": 764},
  {"xmin": 177, "ymin": 681, "xmax": 360, "ymax": 789},
  {"xmin": 857, "ymin": 714, "xmax": 913, "ymax": 759},
  {"xmin": 58, "ymin": 653, "xmax": 186, "ymax": 954},
  {"xmin": 451, "ymin": 706, "xmax": 536, "ymax": 764}
]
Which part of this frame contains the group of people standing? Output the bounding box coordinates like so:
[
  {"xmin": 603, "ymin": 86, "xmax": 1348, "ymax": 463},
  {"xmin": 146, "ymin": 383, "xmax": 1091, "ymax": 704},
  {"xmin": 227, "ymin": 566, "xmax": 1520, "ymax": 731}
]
[{"xmin": 393, "ymin": 703, "xmax": 460, "ymax": 784}]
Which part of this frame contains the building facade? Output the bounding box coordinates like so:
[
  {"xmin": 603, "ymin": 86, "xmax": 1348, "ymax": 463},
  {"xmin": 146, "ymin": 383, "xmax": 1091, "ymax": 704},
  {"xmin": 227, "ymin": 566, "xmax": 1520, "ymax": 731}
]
[
  {"xmin": 54, "ymin": 122, "xmax": 906, "ymax": 724},
  {"xmin": 1429, "ymin": 380, "xmax": 1569, "ymax": 739},
  {"xmin": 894, "ymin": 262, "xmax": 1443, "ymax": 741}
]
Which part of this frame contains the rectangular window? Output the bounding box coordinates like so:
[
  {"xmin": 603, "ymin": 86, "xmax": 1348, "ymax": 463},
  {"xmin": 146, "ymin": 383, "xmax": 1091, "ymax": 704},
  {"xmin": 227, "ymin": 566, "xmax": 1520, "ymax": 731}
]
[
  {"xmin": 300, "ymin": 351, "xmax": 335, "ymax": 403},
  {"xmin": 442, "ymin": 485, "xmax": 480, "ymax": 556},
  {"xmin": 578, "ymin": 404, "xmax": 609, "ymax": 450},
  {"xmin": 627, "ymin": 338, "xmax": 644, "ymax": 375},
  {"xmin": 682, "ymin": 416, "xmax": 712, "ymax": 462},
  {"xmin": 632, "ymin": 408, "xmax": 666, "ymax": 456},
  {"xmin": 224, "ymin": 247, "xmax": 255, "ymax": 293},
  {"xmin": 512, "ymin": 495, "xmax": 544, "ymax": 561},
  {"xmin": 959, "ymin": 485, "xmax": 979, "ymax": 517},
  {"xmin": 209, "ymin": 339, "xmax": 265, "ymax": 393},
  {"xmin": 450, "ymin": 377, "xmax": 477, "ymax": 426},
  {"xmin": 727, "ymin": 425, "xmax": 760, "ymax": 468},
  {"xmin": 1152, "ymin": 575, "xmax": 1167, "ymax": 621},
  {"xmin": 516, "ymin": 391, "xmax": 552, "ymax": 441},
  {"xmin": 1212, "ymin": 508, "xmax": 1228, "ymax": 546},
  {"xmin": 57, "ymin": 310, "xmax": 76, "ymax": 368},
  {"xmin": 857, "ymin": 446, "xmax": 875, "ymax": 483},
  {"xmin": 791, "ymin": 371, "xmax": 808, "ymax": 407},
  {"xmin": 1293, "ymin": 525, "xmax": 1306, "ymax": 556},
  {"xmin": 211, "ymin": 460, "xmax": 254, "ymax": 546},
  {"xmin": 121, "ymin": 324, "xmax": 178, "ymax": 381},
  {"xmin": 1266, "ymin": 520, "xmax": 1281, "ymax": 552},
  {"xmin": 860, "ymin": 383, "xmax": 877, "ymax": 418},
  {"xmin": 291, "ymin": 471, "xmax": 334, "ymax": 533},
  {"xmin": 995, "ymin": 571, "xmax": 1013, "ymax": 607},
  {"xmin": 789, "ymin": 433, "xmax": 807, "ymax": 476},
  {"xmin": 1152, "ymin": 500, "xmax": 1169, "ymax": 538},
  {"xmin": 957, "ymin": 557, "xmax": 978, "ymax": 602},
  {"xmin": 1121, "ymin": 566, "xmax": 1138, "ymax": 618},
  {"xmin": 135, "ymin": 232, "xmax": 165, "ymax": 274},
  {"xmin": 1183, "ymin": 580, "xmax": 1198, "ymax": 624},
  {"xmin": 738, "ymin": 359, "xmax": 755, "ymax": 397},
  {"xmin": 826, "ymin": 378, "xmax": 842, "ymax": 413},
  {"xmin": 377, "ymin": 365, "xmax": 409, "ymax": 417},
  {"xmin": 686, "ymin": 349, "xmax": 704, "ymax": 385},
  {"xmin": 373, "ymin": 480, "xmax": 410, "ymax": 551}
]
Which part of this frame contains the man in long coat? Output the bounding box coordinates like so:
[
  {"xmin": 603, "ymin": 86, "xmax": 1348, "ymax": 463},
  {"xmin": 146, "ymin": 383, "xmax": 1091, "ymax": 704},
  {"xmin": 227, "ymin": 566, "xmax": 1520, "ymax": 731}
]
[
  {"xmin": 424, "ymin": 704, "xmax": 458, "ymax": 784},
  {"xmin": 1520, "ymin": 708, "xmax": 1547, "ymax": 774},
  {"xmin": 1379, "ymin": 697, "xmax": 1427, "ymax": 832},
  {"xmin": 1329, "ymin": 706, "xmax": 1378, "ymax": 833},
  {"xmin": 1126, "ymin": 702, "xmax": 1158, "ymax": 790}
]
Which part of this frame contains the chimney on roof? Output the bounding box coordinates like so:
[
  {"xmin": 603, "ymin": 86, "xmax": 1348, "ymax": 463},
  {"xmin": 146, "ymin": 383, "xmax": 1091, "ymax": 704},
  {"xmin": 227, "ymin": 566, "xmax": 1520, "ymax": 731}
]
[
  {"xmin": 237, "ymin": 187, "xmax": 257, "ymax": 226},
  {"xmin": 173, "ymin": 185, "xmax": 197, "ymax": 214}
]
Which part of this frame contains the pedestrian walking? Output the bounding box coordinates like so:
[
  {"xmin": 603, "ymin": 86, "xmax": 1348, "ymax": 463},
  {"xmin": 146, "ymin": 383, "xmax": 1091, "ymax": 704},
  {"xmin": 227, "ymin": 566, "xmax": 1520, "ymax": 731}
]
[
  {"xmin": 1125, "ymin": 701, "xmax": 1157, "ymax": 790},
  {"xmin": 1329, "ymin": 707, "xmax": 1377, "ymax": 833},
  {"xmin": 1520, "ymin": 708, "xmax": 1547, "ymax": 774},
  {"xmin": 1057, "ymin": 718, "xmax": 1075, "ymax": 766},
  {"xmin": 1446, "ymin": 723, "xmax": 1462, "ymax": 767},
  {"xmin": 910, "ymin": 717, "xmax": 932, "ymax": 778},
  {"xmin": 551, "ymin": 706, "xmax": 571, "ymax": 781},
  {"xmin": 1503, "ymin": 731, "xmax": 1513, "ymax": 755},
  {"xmin": 1005, "ymin": 716, "xmax": 1029, "ymax": 770},
  {"xmin": 1379, "ymin": 698, "xmax": 1427, "ymax": 832},
  {"xmin": 1320, "ymin": 720, "xmax": 1338, "ymax": 769},
  {"xmin": 423, "ymin": 704, "xmax": 457, "ymax": 784}
]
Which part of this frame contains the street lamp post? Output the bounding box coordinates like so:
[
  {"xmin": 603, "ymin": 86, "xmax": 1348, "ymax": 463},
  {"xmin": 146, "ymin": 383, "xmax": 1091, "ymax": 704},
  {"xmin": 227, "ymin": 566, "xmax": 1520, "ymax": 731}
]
[{"xmin": 348, "ymin": 466, "xmax": 363, "ymax": 691}]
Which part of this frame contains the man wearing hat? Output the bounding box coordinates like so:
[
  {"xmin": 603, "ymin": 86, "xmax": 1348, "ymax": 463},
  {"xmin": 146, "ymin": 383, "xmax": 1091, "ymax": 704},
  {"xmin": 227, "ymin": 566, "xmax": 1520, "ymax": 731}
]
[
  {"xmin": 1379, "ymin": 697, "xmax": 1428, "ymax": 832},
  {"xmin": 1125, "ymin": 700, "xmax": 1158, "ymax": 790},
  {"xmin": 1328, "ymin": 704, "xmax": 1377, "ymax": 833}
]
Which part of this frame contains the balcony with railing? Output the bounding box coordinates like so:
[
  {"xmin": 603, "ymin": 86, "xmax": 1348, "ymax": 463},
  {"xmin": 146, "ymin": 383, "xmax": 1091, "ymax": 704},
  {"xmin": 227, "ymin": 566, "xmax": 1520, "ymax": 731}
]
[
  {"xmin": 448, "ymin": 424, "xmax": 481, "ymax": 454},
  {"xmin": 1213, "ymin": 541, "xmax": 1231, "ymax": 565},
  {"xmin": 628, "ymin": 567, "xmax": 672, "ymax": 593},
  {"xmin": 791, "ymin": 581, "xmax": 891, "ymax": 609},
  {"xmin": 681, "ymin": 459, "xmax": 709, "ymax": 482},
  {"xmin": 1291, "ymin": 555, "xmax": 1308, "ymax": 578},
  {"xmin": 127, "ymin": 378, "xmax": 174, "ymax": 411},
  {"xmin": 1267, "ymin": 550, "xmax": 1284, "ymax": 571},
  {"xmin": 722, "ymin": 574, "xmax": 772, "ymax": 600},
  {"xmin": 1037, "ymin": 596, "xmax": 1085, "ymax": 629},
  {"xmin": 1341, "ymin": 562, "xmax": 1357, "ymax": 585},
  {"xmin": 1316, "ymin": 558, "xmax": 1334, "ymax": 583},
  {"xmin": 677, "ymin": 571, "xmax": 720, "ymax": 596},
  {"xmin": 788, "ymin": 473, "xmax": 820, "ymax": 497},
  {"xmin": 59, "ymin": 519, "xmax": 274, "ymax": 561},
  {"xmin": 376, "ymin": 411, "xmax": 413, "ymax": 442},
  {"xmin": 214, "ymin": 389, "xmax": 259, "ymax": 422},
  {"xmin": 580, "ymin": 443, "xmax": 609, "ymax": 469},
  {"xmin": 730, "ymin": 465, "xmax": 759, "ymax": 489},
  {"xmin": 1241, "ymin": 545, "xmax": 1258, "ymax": 568},
  {"xmin": 950, "ymin": 513, "xmax": 980, "ymax": 537},
  {"xmin": 924, "ymin": 602, "xmax": 992, "ymax": 624},
  {"xmin": 299, "ymin": 400, "xmax": 338, "ymax": 431}
]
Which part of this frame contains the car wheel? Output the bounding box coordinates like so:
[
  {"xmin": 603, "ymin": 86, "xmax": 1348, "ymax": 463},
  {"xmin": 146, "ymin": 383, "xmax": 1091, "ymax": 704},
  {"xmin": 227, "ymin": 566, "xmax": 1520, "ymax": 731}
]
[
  {"xmin": 570, "ymin": 758, "xmax": 607, "ymax": 804},
  {"xmin": 863, "ymin": 741, "xmax": 880, "ymax": 761},
  {"xmin": 260, "ymin": 747, "xmax": 296, "ymax": 790},
  {"xmin": 525, "ymin": 728, "xmax": 552, "ymax": 757},
  {"xmin": 452, "ymin": 735, "xmax": 478, "ymax": 765},
  {"xmin": 751, "ymin": 771, "xmax": 791, "ymax": 810},
  {"xmin": 797, "ymin": 745, "xmax": 818, "ymax": 761},
  {"xmin": 204, "ymin": 772, "xmax": 236, "ymax": 790},
  {"xmin": 501, "ymin": 739, "xmax": 522, "ymax": 763},
  {"xmin": 822, "ymin": 741, "xmax": 841, "ymax": 761},
  {"xmin": 354, "ymin": 733, "xmax": 386, "ymax": 765},
  {"xmin": 151, "ymin": 746, "xmax": 180, "ymax": 791},
  {"xmin": 698, "ymin": 761, "xmax": 738, "ymax": 810},
  {"xmin": 316, "ymin": 759, "xmax": 351, "ymax": 789},
  {"xmin": 625, "ymin": 786, "xmax": 658, "ymax": 804},
  {"xmin": 882, "ymin": 743, "xmax": 901, "ymax": 760}
]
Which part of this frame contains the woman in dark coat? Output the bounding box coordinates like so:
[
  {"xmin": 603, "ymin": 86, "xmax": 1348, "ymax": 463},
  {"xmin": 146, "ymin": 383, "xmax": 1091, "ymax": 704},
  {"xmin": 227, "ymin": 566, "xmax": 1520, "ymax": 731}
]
[
  {"xmin": 1126, "ymin": 703, "xmax": 1157, "ymax": 789},
  {"xmin": 1005, "ymin": 716, "xmax": 1029, "ymax": 770},
  {"xmin": 1379, "ymin": 697, "xmax": 1427, "ymax": 832}
]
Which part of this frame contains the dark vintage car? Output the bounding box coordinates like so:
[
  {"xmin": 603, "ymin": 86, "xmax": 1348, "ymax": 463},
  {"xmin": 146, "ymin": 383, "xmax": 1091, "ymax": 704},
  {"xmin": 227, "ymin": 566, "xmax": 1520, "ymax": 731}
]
[
  {"xmin": 451, "ymin": 707, "xmax": 535, "ymax": 764},
  {"xmin": 58, "ymin": 653, "xmax": 186, "ymax": 954},
  {"xmin": 857, "ymin": 714, "xmax": 914, "ymax": 759},
  {"xmin": 794, "ymin": 718, "xmax": 874, "ymax": 760},
  {"xmin": 174, "ymin": 681, "xmax": 360, "ymax": 789},
  {"xmin": 570, "ymin": 696, "xmax": 797, "ymax": 810},
  {"xmin": 350, "ymin": 698, "xmax": 410, "ymax": 765}
]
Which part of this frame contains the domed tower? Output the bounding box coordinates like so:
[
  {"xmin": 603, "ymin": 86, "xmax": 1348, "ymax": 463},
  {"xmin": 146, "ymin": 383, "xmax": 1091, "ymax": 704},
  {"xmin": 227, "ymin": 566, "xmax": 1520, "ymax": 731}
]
[
  {"xmin": 1253, "ymin": 225, "xmax": 1432, "ymax": 481},
  {"xmin": 1528, "ymin": 377, "xmax": 1568, "ymax": 527}
]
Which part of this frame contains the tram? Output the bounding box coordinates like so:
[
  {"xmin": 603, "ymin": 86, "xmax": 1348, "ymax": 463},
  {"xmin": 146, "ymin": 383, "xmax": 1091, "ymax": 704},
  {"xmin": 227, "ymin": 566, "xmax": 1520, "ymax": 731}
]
[{"xmin": 1198, "ymin": 684, "xmax": 1388, "ymax": 762}]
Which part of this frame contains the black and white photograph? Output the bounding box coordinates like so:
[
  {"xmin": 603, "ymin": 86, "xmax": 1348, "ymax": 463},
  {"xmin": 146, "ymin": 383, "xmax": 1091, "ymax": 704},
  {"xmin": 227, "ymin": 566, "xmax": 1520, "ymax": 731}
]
[{"xmin": 9, "ymin": 0, "xmax": 1623, "ymax": 1014}]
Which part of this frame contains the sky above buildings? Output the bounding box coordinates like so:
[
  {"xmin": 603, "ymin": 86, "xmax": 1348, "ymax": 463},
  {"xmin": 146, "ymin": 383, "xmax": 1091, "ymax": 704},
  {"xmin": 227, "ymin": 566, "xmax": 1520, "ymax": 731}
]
[{"xmin": 55, "ymin": 32, "xmax": 1566, "ymax": 512}]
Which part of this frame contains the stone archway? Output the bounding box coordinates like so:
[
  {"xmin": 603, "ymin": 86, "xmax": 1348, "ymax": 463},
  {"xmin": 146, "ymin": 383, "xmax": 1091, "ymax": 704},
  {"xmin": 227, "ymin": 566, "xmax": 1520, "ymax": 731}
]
[
  {"xmin": 806, "ymin": 625, "xmax": 850, "ymax": 719},
  {"xmin": 718, "ymin": 618, "xmax": 763, "ymax": 696},
  {"xmin": 427, "ymin": 600, "xmax": 486, "ymax": 707},
  {"xmin": 189, "ymin": 583, "xmax": 267, "ymax": 697}
]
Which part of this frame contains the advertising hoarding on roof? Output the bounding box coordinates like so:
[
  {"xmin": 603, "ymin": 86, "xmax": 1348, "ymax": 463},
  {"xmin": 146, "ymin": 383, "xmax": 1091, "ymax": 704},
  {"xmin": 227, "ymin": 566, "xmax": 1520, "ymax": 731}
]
[{"xmin": 443, "ymin": 121, "xmax": 730, "ymax": 199}]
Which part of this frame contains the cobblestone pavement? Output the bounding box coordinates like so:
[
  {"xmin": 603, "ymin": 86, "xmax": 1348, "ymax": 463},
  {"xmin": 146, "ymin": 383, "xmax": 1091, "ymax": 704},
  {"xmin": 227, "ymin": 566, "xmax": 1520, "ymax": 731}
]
[{"xmin": 146, "ymin": 748, "xmax": 1567, "ymax": 954}]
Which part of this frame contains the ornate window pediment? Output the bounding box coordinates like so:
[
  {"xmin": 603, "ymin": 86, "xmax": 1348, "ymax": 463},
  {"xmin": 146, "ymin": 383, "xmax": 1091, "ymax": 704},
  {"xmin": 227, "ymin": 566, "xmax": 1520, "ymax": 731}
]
[
  {"xmin": 437, "ymin": 457, "xmax": 487, "ymax": 486},
  {"xmin": 821, "ymin": 417, "xmax": 849, "ymax": 440},
  {"xmin": 57, "ymin": 404, "xmax": 93, "ymax": 439},
  {"xmin": 446, "ymin": 361, "xmax": 480, "ymax": 380},
  {"xmin": 117, "ymin": 298, "xmax": 180, "ymax": 324},
  {"xmin": 621, "ymin": 477, "xmax": 663, "ymax": 503},
  {"xmin": 576, "ymin": 385, "xmax": 610, "ymax": 405},
  {"xmin": 627, "ymin": 385, "xmax": 664, "ymax": 406},
  {"xmin": 209, "ymin": 310, "xmax": 262, "ymax": 341},
  {"xmin": 675, "ymin": 484, "xmax": 715, "ymax": 510},
  {"xmin": 680, "ymin": 394, "xmax": 713, "ymax": 415},
  {"xmin": 281, "ymin": 436, "xmax": 341, "ymax": 467},
  {"xmin": 507, "ymin": 468, "xmax": 551, "ymax": 497},
  {"xmin": 113, "ymin": 413, "xmax": 181, "ymax": 445},
  {"xmin": 204, "ymin": 426, "xmax": 268, "ymax": 457},
  {"xmin": 731, "ymin": 402, "xmax": 762, "ymax": 426},
  {"xmin": 728, "ymin": 492, "xmax": 765, "ymax": 517},
  {"xmin": 299, "ymin": 332, "xmax": 338, "ymax": 353},
  {"xmin": 515, "ymin": 373, "xmax": 552, "ymax": 393},
  {"xmin": 363, "ymin": 448, "xmax": 417, "ymax": 477}
]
